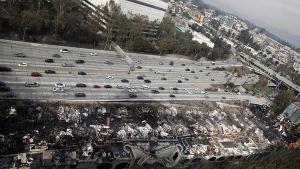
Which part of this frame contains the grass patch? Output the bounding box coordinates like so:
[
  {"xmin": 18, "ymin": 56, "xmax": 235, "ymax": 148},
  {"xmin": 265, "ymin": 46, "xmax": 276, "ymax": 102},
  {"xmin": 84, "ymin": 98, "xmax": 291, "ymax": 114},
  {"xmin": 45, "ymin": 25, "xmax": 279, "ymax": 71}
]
[{"xmin": 244, "ymin": 84, "xmax": 273, "ymax": 95}]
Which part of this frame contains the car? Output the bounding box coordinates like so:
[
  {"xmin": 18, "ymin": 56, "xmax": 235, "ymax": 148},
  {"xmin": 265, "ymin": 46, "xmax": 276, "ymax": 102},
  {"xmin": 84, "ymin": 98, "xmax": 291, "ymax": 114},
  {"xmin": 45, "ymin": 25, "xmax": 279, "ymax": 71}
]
[
  {"xmin": 222, "ymin": 97, "xmax": 226, "ymax": 99},
  {"xmin": 137, "ymin": 76, "xmax": 144, "ymax": 80},
  {"xmin": 76, "ymin": 83, "xmax": 87, "ymax": 87},
  {"xmin": 141, "ymin": 85, "xmax": 150, "ymax": 90},
  {"xmin": 14, "ymin": 53, "xmax": 26, "ymax": 57},
  {"xmin": 78, "ymin": 71, "xmax": 87, "ymax": 75},
  {"xmin": 75, "ymin": 60, "xmax": 85, "ymax": 64},
  {"xmin": 0, "ymin": 66, "xmax": 12, "ymax": 72},
  {"xmin": 136, "ymin": 66, "xmax": 142, "ymax": 69},
  {"xmin": 185, "ymin": 68, "xmax": 190, "ymax": 71},
  {"xmin": 151, "ymin": 90, "xmax": 160, "ymax": 94},
  {"xmin": 184, "ymin": 78, "xmax": 189, "ymax": 81},
  {"xmin": 169, "ymin": 94, "xmax": 176, "ymax": 98},
  {"xmin": 45, "ymin": 59, "xmax": 54, "ymax": 63},
  {"xmin": 105, "ymin": 61, "xmax": 114, "ymax": 65},
  {"xmin": 194, "ymin": 76, "xmax": 199, "ymax": 79},
  {"xmin": 167, "ymin": 69, "xmax": 172, "ymax": 72},
  {"xmin": 52, "ymin": 54, "xmax": 61, "ymax": 58},
  {"xmin": 159, "ymin": 62, "xmax": 164, "ymax": 65},
  {"xmin": 116, "ymin": 85, "xmax": 124, "ymax": 89},
  {"xmin": 200, "ymin": 90, "xmax": 206, "ymax": 94},
  {"xmin": 206, "ymin": 66, "xmax": 210, "ymax": 69},
  {"xmin": 128, "ymin": 89, "xmax": 137, "ymax": 93},
  {"xmin": 52, "ymin": 87, "xmax": 65, "ymax": 93},
  {"xmin": 178, "ymin": 80, "xmax": 182, "ymax": 83},
  {"xmin": 169, "ymin": 61, "xmax": 174, "ymax": 66},
  {"xmin": 199, "ymin": 70, "xmax": 203, "ymax": 72},
  {"xmin": 159, "ymin": 87, "xmax": 165, "ymax": 90},
  {"xmin": 62, "ymin": 63, "xmax": 75, "ymax": 67},
  {"xmin": 93, "ymin": 85, "xmax": 101, "ymax": 88},
  {"xmin": 191, "ymin": 71, "xmax": 195, "ymax": 73},
  {"xmin": 75, "ymin": 93, "xmax": 86, "ymax": 97},
  {"xmin": 25, "ymin": 82, "xmax": 39, "ymax": 87},
  {"xmin": 45, "ymin": 70, "xmax": 56, "ymax": 74},
  {"xmin": 0, "ymin": 86, "xmax": 10, "ymax": 92},
  {"xmin": 78, "ymin": 54, "xmax": 86, "ymax": 57},
  {"xmin": 154, "ymin": 70, "xmax": 160, "ymax": 74},
  {"xmin": 144, "ymin": 79, "xmax": 151, "ymax": 83},
  {"xmin": 55, "ymin": 83, "xmax": 66, "ymax": 88},
  {"xmin": 4, "ymin": 92, "xmax": 16, "ymax": 97},
  {"xmin": 104, "ymin": 85, "xmax": 112, "ymax": 88},
  {"xmin": 161, "ymin": 77, "xmax": 167, "ymax": 80},
  {"xmin": 90, "ymin": 52, "xmax": 98, "ymax": 56},
  {"xmin": 181, "ymin": 64, "xmax": 185, "ymax": 66},
  {"xmin": 173, "ymin": 87, "xmax": 179, "ymax": 91},
  {"xmin": 18, "ymin": 62, "xmax": 27, "ymax": 67},
  {"xmin": 211, "ymin": 79, "xmax": 215, "ymax": 81},
  {"xmin": 173, "ymin": 91, "xmax": 179, "ymax": 94},
  {"xmin": 121, "ymin": 79, "xmax": 129, "ymax": 83},
  {"xmin": 127, "ymin": 86, "xmax": 135, "ymax": 89},
  {"xmin": 60, "ymin": 49, "xmax": 69, "ymax": 53},
  {"xmin": 0, "ymin": 81, "xmax": 6, "ymax": 86},
  {"xmin": 31, "ymin": 72, "xmax": 42, "ymax": 77},
  {"xmin": 129, "ymin": 93, "xmax": 137, "ymax": 98},
  {"xmin": 106, "ymin": 75, "xmax": 114, "ymax": 79}
]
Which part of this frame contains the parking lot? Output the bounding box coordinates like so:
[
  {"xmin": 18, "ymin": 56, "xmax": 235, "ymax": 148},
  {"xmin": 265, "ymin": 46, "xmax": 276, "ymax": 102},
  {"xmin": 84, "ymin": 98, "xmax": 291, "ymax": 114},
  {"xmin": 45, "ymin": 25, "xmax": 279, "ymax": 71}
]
[{"xmin": 0, "ymin": 39, "xmax": 268, "ymax": 104}]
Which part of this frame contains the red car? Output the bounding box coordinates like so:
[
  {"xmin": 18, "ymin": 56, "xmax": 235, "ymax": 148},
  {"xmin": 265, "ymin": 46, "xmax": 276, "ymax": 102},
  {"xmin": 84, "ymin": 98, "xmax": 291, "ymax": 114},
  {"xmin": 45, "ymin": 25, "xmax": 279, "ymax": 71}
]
[
  {"xmin": 93, "ymin": 85, "xmax": 101, "ymax": 88},
  {"xmin": 31, "ymin": 72, "xmax": 42, "ymax": 77}
]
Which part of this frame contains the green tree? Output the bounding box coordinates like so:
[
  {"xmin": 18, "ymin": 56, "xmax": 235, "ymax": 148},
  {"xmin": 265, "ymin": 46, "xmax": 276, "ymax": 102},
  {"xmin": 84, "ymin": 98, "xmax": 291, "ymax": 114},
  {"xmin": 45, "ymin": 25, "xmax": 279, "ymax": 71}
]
[{"xmin": 272, "ymin": 90, "xmax": 295, "ymax": 115}]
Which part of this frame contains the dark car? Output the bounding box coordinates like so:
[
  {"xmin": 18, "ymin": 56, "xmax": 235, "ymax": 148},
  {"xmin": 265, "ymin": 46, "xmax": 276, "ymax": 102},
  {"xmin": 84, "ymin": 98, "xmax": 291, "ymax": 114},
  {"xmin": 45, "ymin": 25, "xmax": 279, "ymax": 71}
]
[
  {"xmin": 104, "ymin": 85, "xmax": 112, "ymax": 88},
  {"xmin": 0, "ymin": 66, "xmax": 12, "ymax": 72},
  {"xmin": 105, "ymin": 61, "xmax": 114, "ymax": 65},
  {"xmin": 45, "ymin": 70, "xmax": 56, "ymax": 74},
  {"xmin": 75, "ymin": 93, "xmax": 86, "ymax": 97},
  {"xmin": 136, "ymin": 66, "xmax": 142, "ymax": 69},
  {"xmin": 185, "ymin": 68, "xmax": 190, "ymax": 71},
  {"xmin": 137, "ymin": 76, "xmax": 144, "ymax": 80},
  {"xmin": 144, "ymin": 79, "xmax": 151, "ymax": 83},
  {"xmin": 173, "ymin": 87, "xmax": 179, "ymax": 91},
  {"xmin": 4, "ymin": 92, "xmax": 16, "ymax": 97},
  {"xmin": 184, "ymin": 78, "xmax": 189, "ymax": 81},
  {"xmin": 211, "ymin": 79, "xmax": 215, "ymax": 81},
  {"xmin": 159, "ymin": 87, "xmax": 165, "ymax": 90},
  {"xmin": 191, "ymin": 71, "xmax": 195, "ymax": 73},
  {"xmin": 52, "ymin": 54, "xmax": 61, "ymax": 58},
  {"xmin": 169, "ymin": 94, "xmax": 176, "ymax": 98},
  {"xmin": 0, "ymin": 81, "xmax": 6, "ymax": 86},
  {"xmin": 178, "ymin": 80, "xmax": 183, "ymax": 83},
  {"xmin": 93, "ymin": 85, "xmax": 101, "ymax": 88},
  {"xmin": 0, "ymin": 86, "xmax": 10, "ymax": 92},
  {"xmin": 45, "ymin": 59, "xmax": 54, "ymax": 63},
  {"xmin": 14, "ymin": 53, "xmax": 26, "ymax": 57},
  {"xmin": 169, "ymin": 61, "xmax": 174, "ymax": 66},
  {"xmin": 25, "ymin": 82, "xmax": 39, "ymax": 87},
  {"xmin": 194, "ymin": 76, "xmax": 199, "ymax": 79},
  {"xmin": 121, "ymin": 79, "xmax": 129, "ymax": 83},
  {"xmin": 199, "ymin": 70, "xmax": 203, "ymax": 72},
  {"xmin": 75, "ymin": 60, "xmax": 85, "ymax": 64},
  {"xmin": 76, "ymin": 83, "xmax": 87, "ymax": 87},
  {"xmin": 129, "ymin": 93, "xmax": 137, "ymax": 98},
  {"xmin": 181, "ymin": 64, "xmax": 186, "ymax": 66},
  {"xmin": 78, "ymin": 71, "xmax": 87, "ymax": 75},
  {"xmin": 161, "ymin": 77, "xmax": 167, "ymax": 80},
  {"xmin": 31, "ymin": 72, "xmax": 42, "ymax": 77},
  {"xmin": 151, "ymin": 90, "xmax": 160, "ymax": 94}
]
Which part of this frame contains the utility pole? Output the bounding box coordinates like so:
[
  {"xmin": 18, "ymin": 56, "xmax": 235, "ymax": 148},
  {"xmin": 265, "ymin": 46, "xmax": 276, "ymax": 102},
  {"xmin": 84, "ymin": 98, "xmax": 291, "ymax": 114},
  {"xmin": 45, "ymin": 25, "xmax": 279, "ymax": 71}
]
[{"xmin": 22, "ymin": 27, "xmax": 28, "ymax": 41}]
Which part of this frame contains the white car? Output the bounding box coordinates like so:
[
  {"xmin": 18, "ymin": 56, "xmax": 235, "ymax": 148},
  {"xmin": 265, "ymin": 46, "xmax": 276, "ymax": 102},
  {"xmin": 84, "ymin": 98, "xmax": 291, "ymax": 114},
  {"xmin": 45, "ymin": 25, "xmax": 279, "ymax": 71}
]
[
  {"xmin": 106, "ymin": 75, "xmax": 114, "ymax": 79},
  {"xmin": 154, "ymin": 70, "xmax": 160, "ymax": 74},
  {"xmin": 141, "ymin": 85, "xmax": 150, "ymax": 90},
  {"xmin": 127, "ymin": 86, "xmax": 135, "ymax": 89},
  {"xmin": 60, "ymin": 49, "xmax": 69, "ymax": 53},
  {"xmin": 90, "ymin": 52, "xmax": 98, "ymax": 56},
  {"xmin": 18, "ymin": 62, "xmax": 27, "ymax": 67},
  {"xmin": 200, "ymin": 90, "xmax": 206, "ymax": 94},
  {"xmin": 128, "ymin": 89, "xmax": 137, "ymax": 93},
  {"xmin": 55, "ymin": 83, "xmax": 66, "ymax": 88},
  {"xmin": 52, "ymin": 87, "xmax": 65, "ymax": 93}
]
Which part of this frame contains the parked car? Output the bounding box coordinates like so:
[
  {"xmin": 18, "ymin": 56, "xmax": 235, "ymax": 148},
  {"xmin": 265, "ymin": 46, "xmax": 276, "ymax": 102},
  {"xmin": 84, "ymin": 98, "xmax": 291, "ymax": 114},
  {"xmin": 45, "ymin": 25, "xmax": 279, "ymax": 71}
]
[
  {"xmin": 45, "ymin": 59, "xmax": 54, "ymax": 63},
  {"xmin": 104, "ymin": 85, "xmax": 112, "ymax": 88},
  {"xmin": 55, "ymin": 83, "xmax": 66, "ymax": 88},
  {"xmin": 18, "ymin": 63, "xmax": 27, "ymax": 67},
  {"xmin": 0, "ymin": 86, "xmax": 10, "ymax": 92},
  {"xmin": 25, "ymin": 82, "xmax": 39, "ymax": 87},
  {"xmin": 76, "ymin": 83, "xmax": 87, "ymax": 87},
  {"xmin": 60, "ymin": 49, "xmax": 70, "ymax": 53},
  {"xmin": 45, "ymin": 70, "xmax": 56, "ymax": 74},
  {"xmin": 75, "ymin": 60, "xmax": 85, "ymax": 64},
  {"xmin": 62, "ymin": 63, "xmax": 75, "ymax": 67},
  {"xmin": 14, "ymin": 53, "xmax": 26, "ymax": 57},
  {"xmin": 31, "ymin": 72, "xmax": 42, "ymax": 77},
  {"xmin": 78, "ymin": 71, "xmax": 87, "ymax": 75},
  {"xmin": 52, "ymin": 54, "xmax": 61, "ymax": 58},
  {"xmin": 144, "ymin": 79, "xmax": 151, "ymax": 83},
  {"xmin": 121, "ymin": 79, "xmax": 129, "ymax": 83},
  {"xmin": 75, "ymin": 93, "xmax": 86, "ymax": 97}
]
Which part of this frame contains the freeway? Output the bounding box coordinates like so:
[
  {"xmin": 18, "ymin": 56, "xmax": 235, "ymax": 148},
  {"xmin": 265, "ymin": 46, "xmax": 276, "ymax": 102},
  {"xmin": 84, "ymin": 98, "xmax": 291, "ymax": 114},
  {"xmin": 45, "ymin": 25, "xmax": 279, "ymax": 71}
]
[{"xmin": 0, "ymin": 39, "xmax": 268, "ymax": 104}]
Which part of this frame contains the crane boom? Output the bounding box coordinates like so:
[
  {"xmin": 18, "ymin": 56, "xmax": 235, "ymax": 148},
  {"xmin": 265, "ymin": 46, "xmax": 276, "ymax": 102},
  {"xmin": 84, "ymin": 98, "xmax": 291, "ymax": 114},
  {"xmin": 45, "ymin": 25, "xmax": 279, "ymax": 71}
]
[{"xmin": 111, "ymin": 42, "xmax": 135, "ymax": 71}]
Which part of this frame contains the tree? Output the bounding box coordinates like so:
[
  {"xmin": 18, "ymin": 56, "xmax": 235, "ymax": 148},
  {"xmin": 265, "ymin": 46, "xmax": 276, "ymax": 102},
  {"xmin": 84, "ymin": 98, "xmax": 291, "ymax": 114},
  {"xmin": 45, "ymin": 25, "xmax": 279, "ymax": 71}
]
[
  {"xmin": 239, "ymin": 29, "xmax": 253, "ymax": 45},
  {"xmin": 272, "ymin": 90, "xmax": 295, "ymax": 115},
  {"xmin": 257, "ymin": 75, "xmax": 268, "ymax": 87}
]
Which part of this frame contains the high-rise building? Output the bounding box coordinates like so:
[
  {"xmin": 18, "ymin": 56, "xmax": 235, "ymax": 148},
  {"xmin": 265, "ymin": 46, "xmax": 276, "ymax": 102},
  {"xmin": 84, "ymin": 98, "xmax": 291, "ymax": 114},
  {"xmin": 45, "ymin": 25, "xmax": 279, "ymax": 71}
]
[{"xmin": 88, "ymin": 0, "xmax": 169, "ymax": 22}]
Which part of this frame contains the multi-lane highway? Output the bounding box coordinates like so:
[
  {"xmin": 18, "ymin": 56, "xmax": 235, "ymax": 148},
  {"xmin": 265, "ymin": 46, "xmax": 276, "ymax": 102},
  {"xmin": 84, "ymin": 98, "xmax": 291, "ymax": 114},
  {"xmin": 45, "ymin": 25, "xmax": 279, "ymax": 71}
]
[{"xmin": 0, "ymin": 39, "xmax": 268, "ymax": 104}]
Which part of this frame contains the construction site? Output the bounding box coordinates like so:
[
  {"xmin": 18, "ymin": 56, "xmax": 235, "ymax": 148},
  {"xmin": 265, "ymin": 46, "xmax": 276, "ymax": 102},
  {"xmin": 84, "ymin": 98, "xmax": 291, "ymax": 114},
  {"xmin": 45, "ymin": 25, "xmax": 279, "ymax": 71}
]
[{"xmin": 0, "ymin": 99, "xmax": 288, "ymax": 168}]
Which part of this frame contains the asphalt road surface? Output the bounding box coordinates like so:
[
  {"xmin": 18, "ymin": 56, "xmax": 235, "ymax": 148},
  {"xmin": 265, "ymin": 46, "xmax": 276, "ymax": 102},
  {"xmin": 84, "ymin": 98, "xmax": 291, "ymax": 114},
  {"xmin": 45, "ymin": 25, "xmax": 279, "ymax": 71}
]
[{"xmin": 0, "ymin": 39, "xmax": 268, "ymax": 104}]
